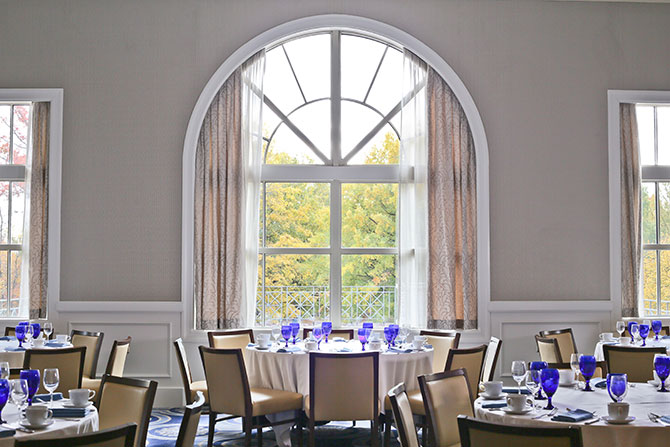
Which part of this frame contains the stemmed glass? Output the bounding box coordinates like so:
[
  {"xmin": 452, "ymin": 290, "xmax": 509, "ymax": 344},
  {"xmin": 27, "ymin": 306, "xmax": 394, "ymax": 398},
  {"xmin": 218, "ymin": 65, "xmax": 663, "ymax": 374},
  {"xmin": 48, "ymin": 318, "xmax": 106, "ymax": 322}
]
[
  {"xmin": 0, "ymin": 362, "xmax": 9, "ymax": 380},
  {"xmin": 511, "ymin": 361, "xmax": 527, "ymax": 394},
  {"xmin": 0, "ymin": 379, "xmax": 8, "ymax": 423},
  {"xmin": 616, "ymin": 321, "xmax": 626, "ymax": 339},
  {"xmin": 31, "ymin": 323, "xmax": 41, "ymax": 341},
  {"xmin": 526, "ymin": 370, "xmax": 540, "ymax": 401},
  {"xmin": 630, "ymin": 323, "xmax": 639, "ymax": 345},
  {"xmin": 280, "ymin": 325, "xmax": 292, "ymax": 348},
  {"xmin": 540, "ymin": 368, "xmax": 559, "ymax": 410},
  {"xmin": 358, "ymin": 328, "xmax": 368, "ymax": 351},
  {"xmin": 396, "ymin": 327, "xmax": 409, "ymax": 348},
  {"xmin": 43, "ymin": 368, "xmax": 59, "ymax": 407},
  {"xmin": 570, "ymin": 353, "xmax": 581, "ymax": 388},
  {"xmin": 14, "ymin": 324, "xmax": 26, "ymax": 348},
  {"xmin": 389, "ymin": 324, "xmax": 399, "ymax": 346},
  {"xmin": 654, "ymin": 355, "xmax": 670, "ymax": 392},
  {"xmin": 271, "ymin": 327, "xmax": 281, "ymax": 345},
  {"xmin": 652, "ymin": 320, "xmax": 663, "ymax": 341},
  {"xmin": 384, "ymin": 327, "xmax": 394, "ymax": 347},
  {"xmin": 639, "ymin": 324, "xmax": 650, "ymax": 347},
  {"xmin": 321, "ymin": 322, "xmax": 332, "ymax": 343},
  {"xmin": 579, "ymin": 355, "xmax": 597, "ymax": 391},
  {"xmin": 312, "ymin": 327, "xmax": 323, "ymax": 350},
  {"xmin": 9, "ymin": 379, "xmax": 27, "ymax": 412},
  {"xmin": 20, "ymin": 370, "xmax": 40, "ymax": 406},
  {"xmin": 290, "ymin": 321, "xmax": 300, "ymax": 345},
  {"xmin": 607, "ymin": 373, "xmax": 628, "ymax": 402},
  {"xmin": 529, "ymin": 361, "xmax": 547, "ymax": 399},
  {"xmin": 43, "ymin": 322, "xmax": 53, "ymax": 340}
]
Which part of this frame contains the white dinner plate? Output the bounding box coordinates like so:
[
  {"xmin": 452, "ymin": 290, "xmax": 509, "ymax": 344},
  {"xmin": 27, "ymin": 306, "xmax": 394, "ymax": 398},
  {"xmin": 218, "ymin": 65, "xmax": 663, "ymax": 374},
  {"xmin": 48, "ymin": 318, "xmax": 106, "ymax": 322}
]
[
  {"xmin": 63, "ymin": 400, "xmax": 94, "ymax": 408},
  {"xmin": 479, "ymin": 392, "xmax": 507, "ymax": 400},
  {"xmin": 602, "ymin": 416, "xmax": 635, "ymax": 425},
  {"xmin": 503, "ymin": 407, "xmax": 533, "ymax": 415},
  {"xmin": 20, "ymin": 419, "xmax": 54, "ymax": 430}
]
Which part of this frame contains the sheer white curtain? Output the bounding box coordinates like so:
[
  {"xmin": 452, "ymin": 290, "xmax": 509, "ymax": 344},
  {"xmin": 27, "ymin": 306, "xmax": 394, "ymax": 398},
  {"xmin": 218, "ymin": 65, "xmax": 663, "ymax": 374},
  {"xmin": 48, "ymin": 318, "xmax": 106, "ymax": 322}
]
[{"xmin": 398, "ymin": 50, "xmax": 428, "ymax": 328}]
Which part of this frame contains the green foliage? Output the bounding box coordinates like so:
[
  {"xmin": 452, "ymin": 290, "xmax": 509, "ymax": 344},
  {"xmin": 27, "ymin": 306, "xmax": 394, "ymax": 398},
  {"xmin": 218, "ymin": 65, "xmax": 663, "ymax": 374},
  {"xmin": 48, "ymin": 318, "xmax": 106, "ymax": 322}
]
[{"xmin": 642, "ymin": 182, "xmax": 670, "ymax": 315}]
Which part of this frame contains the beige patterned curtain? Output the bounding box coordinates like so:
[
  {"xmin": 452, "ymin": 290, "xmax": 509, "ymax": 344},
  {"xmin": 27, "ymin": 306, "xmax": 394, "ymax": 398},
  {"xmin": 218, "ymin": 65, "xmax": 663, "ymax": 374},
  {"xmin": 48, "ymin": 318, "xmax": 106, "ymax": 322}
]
[
  {"xmin": 620, "ymin": 103, "xmax": 640, "ymax": 318},
  {"xmin": 194, "ymin": 51, "xmax": 265, "ymax": 330},
  {"xmin": 426, "ymin": 67, "xmax": 477, "ymax": 330},
  {"xmin": 28, "ymin": 102, "xmax": 50, "ymax": 319}
]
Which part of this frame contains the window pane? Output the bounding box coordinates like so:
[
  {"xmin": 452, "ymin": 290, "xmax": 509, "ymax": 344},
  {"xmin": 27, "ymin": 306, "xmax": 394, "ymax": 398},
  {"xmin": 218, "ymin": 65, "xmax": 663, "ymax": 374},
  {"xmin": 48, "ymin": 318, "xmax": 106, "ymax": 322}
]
[
  {"xmin": 341, "ymin": 34, "xmax": 387, "ymax": 101},
  {"xmin": 289, "ymin": 100, "xmax": 330, "ymax": 161},
  {"xmin": 258, "ymin": 254, "xmax": 330, "ymax": 326},
  {"xmin": 660, "ymin": 183, "xmax": 670, "ymax": 244},
  {"xmin": 341, "ymin": 101, "xmax": 381, "ymax": 158},
  {"xmin": 342, "ymin": 183, "xmax": 398, "ymax": 248},
  {"xmin": 0, "ymin": 182, "xmax": 9, "ymax": 244},
  {"xmin": 10, "ymin": 251, "xmax": 20, "ymax": 316},
  {"xmin": 347, "ymin": 127, "xmax": 399, "ymax": 165},
  {"xmin": 265, "ymin": 183, "xmax": 329, "ymax": 247},
  {"xmin": 283, "ymin": 33, "xmax": 330, "ymax": 102},
  {"xmin": 0, "ymin": 106, "xmax": 9, "ymax": 165},
  {"xmin": 266, "ymin": 122, "xmax": 323, "ymax": 164},
  {"xmin": 365, "ymin": 47, "xmax": 403, "ymax": 115},
  {"xmin": 643, "ymin": 250, "xmax": 658, "ymax": 316},
  {"xmin": 658, "ymin": 107, "xmax": 670, "ymax": 165},
  {"xmin": 12, "ymin": 105, "xmax": 29, "ymax": 165},
  {"xmin": 341, "ymin": 254, "xmax": 396, "ymax": 324},
  {"xmin": 661, "ymin": 251, "xmax": 670, "ymax": 316},
  {"xmin": 11, "ymin": 182, "xmax": 25, "ymax": 244},
  {"xmin": 264, "ymin": 45, "xmax": 305, "ymax": 116},
  {"xmin": 637, "ymin": 105, "xmax": 655, "ymax": 165},
  {"xmin": 643, "ymin": 182, "xmax": 657, "ymax": 244}
]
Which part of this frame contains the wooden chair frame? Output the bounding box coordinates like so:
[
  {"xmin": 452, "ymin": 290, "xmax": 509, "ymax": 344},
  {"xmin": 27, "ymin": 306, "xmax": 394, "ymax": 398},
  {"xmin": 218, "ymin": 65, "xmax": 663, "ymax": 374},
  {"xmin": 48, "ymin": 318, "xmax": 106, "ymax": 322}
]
[
  {"xmin": 302, "ymin": 328, "xmax": 354, "ymax": 340},
  {"xmin": 457, "ymin": 415, "xmax": 583, "ymax": 447},
  {"xmin": 444, "ymin": 344, "xmax": 488, "ymax": 375},
  {"xmin": 603, "ymin": 344, "xmax": 666, "ymax": 381},
  {"xmin": 539, "ymin": 328, "xmax": 577, "ymax": 358},
  {"xmin": 307, "ymin": 351, "xmax": 379, "ymax": 447},
  {"xmin": 14, "ymin": 423, "xmax": 138, "ymax": 447},
  {"xmin": 104, "ymin": 336, "xmax": 132, "ymax": 376},
  {"xmin": 419, "ymin": 330, "xmax": 462, "ymax": 351},
  {"xmin": 176, "ymin": 391, "xmax": 206, "ymax": 447},
  {"xmin": 71, "ymin": 329, "xmax": 105, "ymax": 378},
  {"xmin": 388, "ymin": 382, "xmax": 420, "ymax": 447},
  {"xmin": 535, "ymin": 335, "xmax": 563, "ymax": 363},
  {"xmin": 98, "ymin": 374, "xmax": 157, "ymax": 447},
  {"xmin": 207, "ymin": 329, "xmax": 255, "ymax": 347},
  {"xmin": 199, "ymin": 346, "xmax": 302, "ymax": 447},
  {"xmin": 174, "ymin": 338, "xmax": 197, "ymax": 405},
  {"xmin": 23, "ymin": 346, "xmax": 87, "ymax": 393}
]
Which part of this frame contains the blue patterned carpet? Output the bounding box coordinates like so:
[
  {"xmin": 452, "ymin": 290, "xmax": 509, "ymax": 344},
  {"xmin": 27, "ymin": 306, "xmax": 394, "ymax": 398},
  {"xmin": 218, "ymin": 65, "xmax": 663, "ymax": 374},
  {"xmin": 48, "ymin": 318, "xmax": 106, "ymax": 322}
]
[{"xmin": 147, "ymin": 408, "xmax": 400, "ymax": 447}]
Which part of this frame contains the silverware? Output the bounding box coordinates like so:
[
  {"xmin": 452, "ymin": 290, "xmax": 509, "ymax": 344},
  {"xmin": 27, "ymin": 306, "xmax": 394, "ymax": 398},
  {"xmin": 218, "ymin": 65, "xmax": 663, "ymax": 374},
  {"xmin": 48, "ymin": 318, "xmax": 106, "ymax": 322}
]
[
  {"xmin": 532, "ymin": 407, "xmax": 558, "ymax": 419},
  {"xmin": 584, "ymin": 417, "xmax": 601, "ymax": 425}
]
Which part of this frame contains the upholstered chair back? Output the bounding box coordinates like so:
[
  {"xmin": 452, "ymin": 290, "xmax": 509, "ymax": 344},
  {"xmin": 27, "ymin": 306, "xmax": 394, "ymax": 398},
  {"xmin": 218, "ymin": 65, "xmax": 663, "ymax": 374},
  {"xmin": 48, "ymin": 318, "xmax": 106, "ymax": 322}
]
[
  {"xmin": 539, "ymin": 329, "xmax": 577, "ymax": 365},
  {"xmin": 71, "ymin": 330, "xmax": 104, "ymax": 379},
  {"xmin": 481, "ymin": 337, "xmax": 502, "ymax": 382},
  {"xmin": 420, "ymin": 330, "xmax": 461, "ymax": 374},
  {"xmin": 176, "ymin": 391, "xmax": 206, "ymax": 447},
  {"xmin": 445, "ymin": 345, "xmax": 487, "ymax": 401},
  {"xmin": 105, "ymin": 337, "xmax": 132, "ymax": 377},
  {"xmin": 199, "ymin": 347, "xmax": 249, "ymax": 416},
  {"xmin": 457, "ymin": 415, "xmax": 583, "ymax": 447},
  {"xmin": 536, "ymin": 336, "xmax": 562, "ymax": 363},
  {"xmin": 388, "ymin": 383, "xmax": 420, "ymax": 447},
  {"xmin": 23, "ymin": 347, "xmax": 86, "ymax": 397},
  {"xmin": 603, "ymin": 345, "xmax": 666, "ymax": 382}
]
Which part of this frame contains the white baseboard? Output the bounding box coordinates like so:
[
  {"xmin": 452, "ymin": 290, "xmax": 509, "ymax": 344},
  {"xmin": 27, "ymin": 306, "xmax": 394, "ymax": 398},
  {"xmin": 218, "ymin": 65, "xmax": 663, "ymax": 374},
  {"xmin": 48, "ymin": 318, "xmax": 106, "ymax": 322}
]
[{"xmin": 153, "ymin": 387, "xmax": 185, "ymax": 409}]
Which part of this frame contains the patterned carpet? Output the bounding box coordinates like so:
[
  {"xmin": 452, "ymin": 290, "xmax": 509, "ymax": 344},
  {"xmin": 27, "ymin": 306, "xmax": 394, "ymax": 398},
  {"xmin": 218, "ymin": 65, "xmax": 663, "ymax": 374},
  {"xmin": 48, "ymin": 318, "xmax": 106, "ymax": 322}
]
[{"xmin": 147, "ymin": 408, "xmax": 401, "ymax": 447}]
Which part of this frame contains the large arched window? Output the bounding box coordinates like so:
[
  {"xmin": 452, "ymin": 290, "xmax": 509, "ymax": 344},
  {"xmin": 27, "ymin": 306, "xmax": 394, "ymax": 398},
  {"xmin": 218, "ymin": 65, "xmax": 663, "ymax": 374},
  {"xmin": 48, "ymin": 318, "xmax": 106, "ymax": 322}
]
[{"xmin": 257, "ymin": 31, "xmax": 402, "ymax": 326}]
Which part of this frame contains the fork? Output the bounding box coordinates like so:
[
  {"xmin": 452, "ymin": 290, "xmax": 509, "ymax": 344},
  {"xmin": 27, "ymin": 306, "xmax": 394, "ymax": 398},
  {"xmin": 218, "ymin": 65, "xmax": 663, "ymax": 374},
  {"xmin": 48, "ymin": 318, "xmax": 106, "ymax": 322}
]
[{"xmin": 532, "ymin": 407, "xmax": 558, "ymax": 419}]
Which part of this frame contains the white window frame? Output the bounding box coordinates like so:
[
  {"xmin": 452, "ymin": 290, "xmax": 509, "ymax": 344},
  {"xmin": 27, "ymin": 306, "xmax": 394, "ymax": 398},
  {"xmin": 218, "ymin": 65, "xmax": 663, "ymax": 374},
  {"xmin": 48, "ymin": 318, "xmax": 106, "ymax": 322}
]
[
  {"xmin": 0, "ymin": 89, "xmax": 63, "ymax": 321},
  {"xmin": 182, "ymin": 15, "xmax": 490, "ymax": 343}
]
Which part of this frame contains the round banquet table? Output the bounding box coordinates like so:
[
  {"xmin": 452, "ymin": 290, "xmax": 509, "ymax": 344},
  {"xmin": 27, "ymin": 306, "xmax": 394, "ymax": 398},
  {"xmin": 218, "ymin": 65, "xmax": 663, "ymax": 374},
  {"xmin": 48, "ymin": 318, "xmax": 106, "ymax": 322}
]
[
  {"xmin": 246, "ymin": 340, "xmax": 433, "ymax": 447},
  {"xmin": 593, "ymin": 337, "xmax": 670, "ymax": 362},
  {"xmin": 0, "ymin": 340, "xmax": 74, "ymax": 368},
  {"xmin": 475, "ymin": 382, "xmax": 670, "ymax": 447},
  {"xmin": 0, "ymin": 399, "xmax": 98, "ymax": 446}
]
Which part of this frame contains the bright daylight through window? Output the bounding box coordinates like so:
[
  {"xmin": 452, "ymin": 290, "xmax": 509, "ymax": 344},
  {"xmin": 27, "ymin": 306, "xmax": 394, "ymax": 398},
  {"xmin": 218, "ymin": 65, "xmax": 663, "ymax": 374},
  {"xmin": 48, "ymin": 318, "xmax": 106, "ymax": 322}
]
[
  {"xmin": 256, "ymin": 31, "xmax": 402, "ymax": 327},
  {"xmin": 0, "ymin": 103, "xmax": 30, "ymax": 318}
]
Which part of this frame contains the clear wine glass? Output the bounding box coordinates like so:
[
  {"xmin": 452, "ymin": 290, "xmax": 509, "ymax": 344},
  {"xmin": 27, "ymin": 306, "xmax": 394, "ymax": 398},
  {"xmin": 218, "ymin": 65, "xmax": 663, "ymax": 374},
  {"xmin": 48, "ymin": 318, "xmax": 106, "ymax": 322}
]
[
  {"xmin": 396, "ymin": 327, "xmax": 410, "ymax": 348},
  {"xmin": 0, "ymin": 362, "xmax": 9, "ymax": 380},
  {"xmin": 271, "ymin": 327, "xmax": 281, "ymax": 345},
  {"xmin": 511, "ymin": 361, "xmax": 527, "ymax": 394},
  {"xmin": 9, "ymin": 379, "xmax": 27, "ymax": 411},
  {"xmin": 43, "ymin": 322, "xmax": 53, "ymax": 340},
  {"xmin": 616, "ymin": 320, "xmax": 626, "ymax": 339},
  {"xmin": 526, "ymin": 371, "xmax": 540, "ymax": 402},
  {"xmin": 630, "ymin": 324, "xmax": 639, "ymax": 344},
  {"xmin": 43, "ymin": 368, "xmax": 59, "ymax": 407},
  {"xmin": 570, "ymin": 353, "xmax": 581, "ymax": 388}
]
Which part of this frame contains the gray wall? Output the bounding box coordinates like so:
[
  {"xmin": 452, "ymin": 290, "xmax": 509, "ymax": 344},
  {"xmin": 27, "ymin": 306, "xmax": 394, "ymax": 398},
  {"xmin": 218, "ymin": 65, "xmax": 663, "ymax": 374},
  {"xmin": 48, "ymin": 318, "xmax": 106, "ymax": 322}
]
[{"xmin": 1, "ymin": 0, "xmax": 669, "ymax": 302}]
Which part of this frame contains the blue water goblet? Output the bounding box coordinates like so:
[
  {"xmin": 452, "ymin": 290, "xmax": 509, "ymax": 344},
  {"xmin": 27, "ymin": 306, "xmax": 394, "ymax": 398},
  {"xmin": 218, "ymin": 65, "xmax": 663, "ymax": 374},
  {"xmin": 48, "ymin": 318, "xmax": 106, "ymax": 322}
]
[
  {"xmin": 629, "ymin": 322, "xmax": 639, "ymax": 344},
  {"xmin": 540, "ymin": 368, "xmax": 559, "ymax": 410},
  {"xmin": 384, "ymin": 327, "xmax": 394, "ymax": 346},
  {"xmin": 280, "ymin": 325, "xmax": 291, "ymax": 348},
  {"xmin": 358, "ymin": 328, "xmax": 368, "ymax": 351},
  {"xmin": 530, "ymin": 361, "xmax": 548, "ymax": 399},
  {"xmin": 290, "ymin": 322, "xmax": 300, "ymax": 345},
  {"xmin": 653, "ymin": 320, "xmax": 663, "ymax": 341},
  {"xmin": 607, "ymin": 373, "xmax": 628, "ymax": 402},
  {"xmin": 655, "ymin": 355, "xmax": 670, "ymax": 392},
  {"xmin": 312, "ymin": 327, "xmax": 323, "ymax": 350},
  {"xmin": 321, "ymin": 322, "xmax": 332, "ymax": 343},
  {"xmin": 30, "ymin": 323, "xmax": 41, "ymax": 340},
  {"xmin": 20, "ymin": 369, "xmax": 40, "ymax": 406},
  {"xmin": 14, "ymin": 325, "xmax": 26, "ymax": 348},
  {"xmin": 389, "ymin": 324, "xmax": 399, "ymax": 346},
  {"xmin": 579, "ymin": 355, "xmax": 597, "ymax": 391},
  {"xmin": 0, "ymin": 379, "xmax": 8, "ymax": 423},
  {"xmin": 363, "ymin": 322, "xmax": 373, "ymax": 331},
  {"xmin": 639, "ymin": 324, "xmax": 650, "ymax": 346}
]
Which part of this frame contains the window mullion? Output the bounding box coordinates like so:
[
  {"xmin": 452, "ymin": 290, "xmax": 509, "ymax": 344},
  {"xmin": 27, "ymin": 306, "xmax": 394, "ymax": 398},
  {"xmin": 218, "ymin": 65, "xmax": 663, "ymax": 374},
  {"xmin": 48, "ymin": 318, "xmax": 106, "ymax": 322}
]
[
  {"xmin": 331, "ymin": 181, "xmax": 342, "ymax": 326},
  {"xmin": 331, "ymin": 31, "xmax": 342, "ymax": 166},
  {"xmin": 656, "ymin": 182, "xmax": 661, "ymax": 316}
]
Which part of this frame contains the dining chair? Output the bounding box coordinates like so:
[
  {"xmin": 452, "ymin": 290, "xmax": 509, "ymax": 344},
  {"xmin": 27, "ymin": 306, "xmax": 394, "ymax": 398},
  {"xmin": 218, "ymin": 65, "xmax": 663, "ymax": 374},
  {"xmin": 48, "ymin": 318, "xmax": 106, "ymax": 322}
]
[
  {"xmin": 535, "ymin": 335, "xmax": 563, "ymax": 363},
  {"xmin": 176, "ymin": 391, "xmax": 206, "ymax": 447},
  {"xmin": 23, "ymin": 347, "xmax": 86, "ymax": 397},
  {"xmin": 444, "ymin": 344, "xmax": 488, "ymax": 402},
  {"xmin": 199, "ymin": 346, "xmax": 303, "ymax": 447},
  {"xmin": 306, "ymin": 351, "xmax": 379, "ymax": 447},
  {"xmin": 174, "ymin": 338, "xmax": 207, "ymax": 405},
  {"xmin": 603, "ymin": 345, "xmax": 666, "ymax": 382},
  {"xmin": 208, "ymin": 329, "xmax": 255, "ymax": 364},
  {"xmin": 383, "ymin": 385, "xmax": 425, "ymax": 447},
  {"xmin": 302, "ymin": 328, "xmax": 354, "ymax": 340},
  {"xmin": 546, "ymin": 361, "xmax": 608, "ymax": 380},
  {"xmin": 82, "ymin": 336, "xmax": 132, "ymax": 397},
  {"xmin": 387, "ymin": 383, "xmax": 420, "ymax": 447},
  {"xmin": 71, "ymin": 330, "xmax": 105, "ymax": 382},
  {"xmin": 14, "ymin": 423, "xmax": 138, "ymax": 447},
  {"xmin": 457, "ymin": 415, "xmax": 583, "ymax": 447},
  {"xmin": 419, "ymin": 330, "xmax": 461, "ymax": 374},
  {"xmin": 538, "ymin": 328, "xmax": 577, "ymax": 365},
  {"xmin": 418, "ymin": 368, "xmax": 474, "ymax": 447},
  {"xmin": 98, "ymin": 375, "xmax": 157, "ymax": 447},
  {"xmin": 8, "ymin": 368, "xmax": 21, "ymax": 379},
  {"xmin": 481, "ymin": 336, "xmax": 502, "ymax": 382},
  {"xmin": 4, "ymin": 327, "xmax": 14, "ymax": 337}
]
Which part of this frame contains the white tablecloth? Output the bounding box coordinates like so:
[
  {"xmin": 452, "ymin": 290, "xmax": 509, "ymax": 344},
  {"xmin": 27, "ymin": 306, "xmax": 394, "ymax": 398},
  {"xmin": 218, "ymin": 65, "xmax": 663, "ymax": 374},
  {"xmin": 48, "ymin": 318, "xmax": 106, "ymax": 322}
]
[
  {"xmin": 475, "ymin": 382, "xmax": 670, "ymax": 447},
  {"xmin": 0, "ymin": 400, "xmax": 98, "ymax": 446},
  {"xmin": 246, "ymin": 341, "xmax": 433, "ymax": 447},
  {"xmin": 593, "ymin": 338, "xmax": 670, "ymax": 361}
]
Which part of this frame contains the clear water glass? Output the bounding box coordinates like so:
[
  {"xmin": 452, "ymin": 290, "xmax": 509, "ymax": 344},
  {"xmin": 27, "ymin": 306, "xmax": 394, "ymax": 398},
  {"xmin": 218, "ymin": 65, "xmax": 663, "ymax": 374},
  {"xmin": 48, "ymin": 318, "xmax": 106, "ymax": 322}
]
[
  {"xmin": 43, "ymin": 368, "xmax": 59, "ymax": 407},
  {"xmin": 616, "ymin": 320, "xmax": 626, "ymax": 338},
  {"xmin": 43, "ymin": 322, "xmax": 53, "ymax": 340},
  {"xmin": 9, "ymin": 379, "xmax": 27, "ymax": 410},
  {"xmin": 526, "ymin": 372, "xmax": 540, "ymax": 400},
  {"xmin": 511, "ymin": 360, "xmax": 527, "ymax": 393},
  {"xmin": 0, "ymin": 362, "xmax": 9, "ymax": 380},
  {"xmin": 630, "ymin": 324, "xmax": 639, "ymax": 344},
  {"xmin": 312, "ymin": 327, "xmax": 323, "ymax": 349},
  {"xmin": 570, "ymin": 353, "xmax": 581, "ymax": 388},
  {"xmin": 397, "ymin": 327, "xmax": 409, "ymax": 348},
  {"xmin": 271, "ymin": 328, "xmax": 281, "ymax": 344}
]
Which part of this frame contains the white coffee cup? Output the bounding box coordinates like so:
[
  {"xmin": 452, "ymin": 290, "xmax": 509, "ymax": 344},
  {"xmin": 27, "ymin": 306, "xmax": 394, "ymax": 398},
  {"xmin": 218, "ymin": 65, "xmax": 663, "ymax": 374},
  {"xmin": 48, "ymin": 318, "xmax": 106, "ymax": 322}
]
[
  {"xmin": 558, "ymin": 369, "xmax": 575, "ymax": 385},
  {"xmin": 482, "ymin": 381, "xmax": 503, "ymax": 397},
  {"xmin": 369, "ymin": 340, "xmax": 382, "ymax": 351},
  {"xmin": 56, "ymin": 334, "xmax": 70, "ymax": 344},
  {"xmin": 256, "ymin": 334, "xmax": 270, "ymax": 348},
  {"xmin": 24, "ymin": 405, "xmax": 53, "ymax": 426},
  {"xmin": 305, "ymin": 341, "xmax": 318, "ymax": 351},
  {"xmin": 506, "ymin": 393, "xmax": 532, "ymax": 412},
  {"xmin": 69, "ymin": 388, "xmax": 95, "ymax": 407},
  {"xmin": 412, "ymin": 339, "xmax": 425, "ymax": 350},
  {"xmin": 619, "ymin": 336, "xmax": 631, "ymax": 346},
  {"xmin": 33, "ymin": 338, "xmax": 45, "ymax": 348},
  {"xmin": 607, "ymin": 402, "xmax": 629, "ymax": 421},
  {"xmin": 600, "ymin": 332, "xmax": 614, "ymax": 342}
]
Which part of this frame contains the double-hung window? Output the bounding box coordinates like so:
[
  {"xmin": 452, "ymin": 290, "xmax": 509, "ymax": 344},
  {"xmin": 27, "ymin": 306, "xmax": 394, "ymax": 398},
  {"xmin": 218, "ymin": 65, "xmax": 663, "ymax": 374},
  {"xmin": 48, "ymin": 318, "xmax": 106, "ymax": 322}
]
[{"xmin": 256, "ymin": 31, "xmax": 402, "ymax": 327}]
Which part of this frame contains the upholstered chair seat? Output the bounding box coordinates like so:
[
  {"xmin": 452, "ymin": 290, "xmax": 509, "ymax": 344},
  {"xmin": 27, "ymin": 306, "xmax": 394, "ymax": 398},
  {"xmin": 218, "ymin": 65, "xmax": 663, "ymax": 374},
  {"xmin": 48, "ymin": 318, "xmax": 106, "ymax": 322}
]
[
  {"xmin": 189, "ymin": 379, "xmax": 208, "ymax": 402},
  {"xmin": 250, "ymin": 388, "xmax": 302, "ymax": 416},
  {"xmin": 383, "ymin": 389, "xmax": 424, "ymax": 414}
]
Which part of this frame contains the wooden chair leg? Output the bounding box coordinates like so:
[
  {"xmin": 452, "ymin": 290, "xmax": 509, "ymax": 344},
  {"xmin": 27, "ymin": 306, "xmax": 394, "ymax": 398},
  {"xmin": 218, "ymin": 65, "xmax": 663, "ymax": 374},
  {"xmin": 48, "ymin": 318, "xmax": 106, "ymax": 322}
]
[
  {"xmin": 308, "ymin": 418, "xmax": 315, "ymax": 447},
  {"xmin": 257, "ymin": 424, "xmax": 263, "ymax": 447},
  {"xmin": 296, "ymin": 411, "xmax": 303, "ymax": 447},
  {"xmin": 383, "ymin": 414, "xmax": 392, "ymax": 447},
  {"xmin": 207, "ymin": 412, "xmax": 217, "ymax": 447},
  {"xmin": 371, "ymin": 418, "xmax": 380, "ymax": 447},
  {"xmin": 244, "ymin": 417, "xmax": 252, "ymax": 447}
]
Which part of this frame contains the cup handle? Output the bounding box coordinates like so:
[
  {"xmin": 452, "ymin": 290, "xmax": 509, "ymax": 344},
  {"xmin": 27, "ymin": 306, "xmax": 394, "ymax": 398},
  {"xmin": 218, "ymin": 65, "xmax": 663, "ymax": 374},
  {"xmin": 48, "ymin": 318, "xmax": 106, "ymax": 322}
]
[
  {"xmin": 46, "ymin": 409, "xmax": 53, "ymax": 421},
  {"xmin": 88, "ymin": 390, "xmax": 96, "ymax": 400}
]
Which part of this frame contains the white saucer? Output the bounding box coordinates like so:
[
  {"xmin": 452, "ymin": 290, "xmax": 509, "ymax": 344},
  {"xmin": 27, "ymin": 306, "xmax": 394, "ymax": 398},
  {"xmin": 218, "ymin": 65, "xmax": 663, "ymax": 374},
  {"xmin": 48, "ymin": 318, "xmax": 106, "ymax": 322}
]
[
  {"xmin": 479, "ymin": 392, "xmax": 507, "ymax": 400},
  {"xmin": 602, "ymin": 416, "xmax": 635, "ymax": 425},
  {"xmin": 559, "ymin": 381, "xmax": 577, "ymax": 387},
  {"xmin": 503, "ymin": 407, "xmax": 533, "ymax": 415},
  {"xmin": 648, "ymin": 380, "xmax": 661, "ymax": 387},
  {"xmin": 63, "ymin": 400, "xmax": 94, "ymax": 408},
  {"xmin": 20, "ymin": 419, "xmax": 54, "ymax": 429},
  {"xmin": 255, "ymin": 346, "xmax": 270, "ymax": 350}
]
